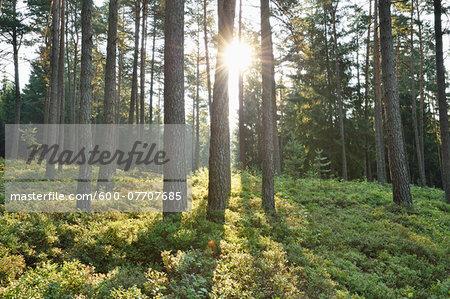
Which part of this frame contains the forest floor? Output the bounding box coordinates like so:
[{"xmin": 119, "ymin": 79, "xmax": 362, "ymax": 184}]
[{"xmin": 0, "ymin": 167, "xmax": 449, "ymax": 298}]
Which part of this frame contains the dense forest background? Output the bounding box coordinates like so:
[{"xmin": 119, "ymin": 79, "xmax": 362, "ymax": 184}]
[{"xmin": 0, "ymin": 0, "xmax": 449, "ymax": 191}]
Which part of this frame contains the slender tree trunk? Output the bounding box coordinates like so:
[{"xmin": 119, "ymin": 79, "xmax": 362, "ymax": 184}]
[
  {"xmin": 373, "ymin": 0, "xmax": 387, "ymax": 184},
  {"xmin": 410, "ymin": 0, "xmax": 426, "ymax": 187},
  {"xmin": 46, "ymin": 0, "xmax": 61, "ymax": 178},
  {"xmin": 324, "ymin": 8, "xmax": 335, "ymax": 175},
  {"xmin": 76, "ymin": 0, "xmax": 94, "ymax": 211},
  {"xmin": 70, "ymin": 12, "xmax": 79, "ymax": 130},
  {"xmin": 65, "ymin": 0, "xmax": 72, "ymax": 135},
  {"xmin": 433, "ymin": 0, "xmax": 450, "ymax": 203},
  {"xmin": 279, "ymin": 75, "xmax": 284, "ymax": 170},
  {"xmin": 98, "ymin": 0, "xmax": 118, "ymax": 190},
  {"xmin": 140, "ymin": 0, "xmax": 147, "ymax": 125},
  {"xmin": 117, "ymin": 5, "xmax": 124, "ymax": 125},
  {"xmin": 149, "ymin": 11, "xmax": 156, "ymax": 124},
  {"xmin": 238, "ymin": 0, "xmax": 245, "ymax": 169},
  {"xmin": 194, "ymin": 23, "xmax": 200, "ymax": 171},
  {"xmin": 417, "ymin": 0, "xmax": 425, "ymax": 183},
  {"xmin": 57, "ymin": 0, "xmax": 65, "ymax": 172},
  {"xmin": 261, "ymin": 0, "xmax": 275, "ymax": 211},
  {"xmin": 128, "ymin": 0, "xmax": 140, "ymax": 124},
  {"xmin": 11, "ymin": 24, "xmax": 20, "ymax": 158},
  {"xmin": 270, "ymin": 20, "xmax": 281, "ymax": 176},
  {"xmin": 364, "ymin": 0, "xmax": 372, "ymax": 180},
  {"xmin": 208, "ymin": 0, "xmax": 236, "ymax": 218},
  {"xmin": 203, "ymin": 0, "xmax": 212, "ymax": 116},
  {"xmin": 163, "ymin": 0, "xmax": 186, "ymax": 217},
  {"xmin": 331, "ymin": 5, "xmax": 347, "ymax": 180},
  {"xmin": 379, "ymin": 0, "xmax": 413, "ymax": 205}
]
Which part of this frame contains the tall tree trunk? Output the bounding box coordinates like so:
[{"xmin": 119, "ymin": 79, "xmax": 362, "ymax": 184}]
[
  {"xmin": 364, "ymin": 0, "xmax": 372, "ymax": 180},
  {"xmin": 203, "ymin": 0, "xmax": 212, "ymax": 116},
  {"xmin": 324, "ymin": 8, "xmax": 335, "ymax": 175},
  {"xmin": 117, "ymin": 5, "xmax": 124, "ymax": 125},
  {"xmin": 417, "ymin": 0, "xmax": 425, "ymax": 183},
  {"xmin": 261, "ymin": 0, "xmax": 275, "ymax": 211},
  {"xmin": 433, "ymin": 0, "xmax": 450, "ymax": 203},
  {"xmin": 279, "ymin": 75, "xmax": 284, "ymax": 170},
  {"xmin": 65, "ymin": 1, "xmax": 71, "ymax": 119},
  {"xmin": 57, "ymin": 0, "xmax": 65, "ymax": 172},
  {"xmin": 46, "ymin": 0, "xmax": 61, "ymax": 178},
  {"xmin": 373, "ymin": 0, "xmax": 387, "ymax": 184},
  {"xmin": 98, "ymin": 0, "xmax": 118, "ymax": 190},
  {"xmin": 379, "ymin": 0, "xmax": 413, "ymax": 205},
  {"xmin": 331, "ymin": 4, "xmax": 347, "ymax": 180},
  {"xmin": 11, "ymin": 16, "xmax": 20, "ymax": 158},
  {"xmin": 238, "ymin": 0, "xmax": 245, "ymax": 169},
  {"xmin": 71, "ymin": 12, "xmax": 78, "ymax": 125},
  {"xmin": 194, "ymin": 23, "xmax": 200, "ymax": 171},
  {"xmin": 410, "ymin": 0, "xmax": 426, "ymax": 187},
  {"xmin": 140, "ymin": 0, "xmax": 147, "ymax": 125},
  {"xmin": 76, "ymin": 0, "xmax": 94, "ymax": 211},
  {"xmin": 270, "ymin": 18, "xmax": 281, "ymax": 176},
  {"xmin": 149, "ymin": 11, "xmax": 156, "ymax": 124},
  {"xmin": 128, "ymin": 0, "xmax": 140, "ymax": 124},
  {"xmin": 208, "ymin": 0, "xmax": 236, "ymax": 219},
  {"xmin": 163, "ymin": 0, "xmax": 186, "ymax": 217}
]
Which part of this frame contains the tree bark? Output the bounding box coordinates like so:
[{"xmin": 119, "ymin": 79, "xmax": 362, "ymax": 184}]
[
  {"xmin": 270, "ymin": 13, "xmax": 281, "ymax": 176},
  {"xmin": 433, "ymin": 0, "xmax": 450, "ymax": 203},
  {"xmin": 379, "ymin": 0, "xmax": 413, "ymax": 205},
  {"xmin": 46, "ymin": 0, "xmax": 61, "ymax": 178},
  {"xmin": 373, "ymin": 0, "xmax": 387, "ymax": 184},
  {"xmin": 261, "ymin": 0, "xmax": 275, "ymax": 211},
  {"xmin": 417, "ymin": 0, "xmax": 425, "ymax": 184},
  {"xmin": 128, "ymin": 0, "xmax": 140, "ymax": 124},
  {"xmin": 324, "ymin": 7, "xmax": 335, "ymax": 175},
  {"xmin": 76, "ymin": 0, "xmax": 94, "ymax": 211},
  {"xmin": 194, "ymin": 23, "xmax": 200, "ymax": 171},
  {"xmin": 238, "ymin": 0, "xmax": 245, "ymax": 169},
  {"xmin": 203, "ymin": 0, "xmax": 212, "ymax": 116},
  {"xmin": 11, "ymin": 1, "xmax": 20, "ymax": 159},
  {"xmin": 70, "ymin": 10, "xmax": 79, "ymax": 130},
  {"xmin": 163, "ymin": 0, "xmax": 186, "ymax": 217},
  {"xmin": 57, "ymin": 0, "xmax": 65, "ymax": 172},
  {"xmin": 410, "ymin": 0, "xmax": 426, "ymax": 187},
  {"xmin": 140, "ymin": 0, "xmax": 147, "ymax": 125},
  {"xmin": 364, "ymin": 0, "xmax": 372, "ymax": 181},
  {"xmin": 117, "ymin": 5, "xmax": 124, "ymax": 125},
  {"xmin": 149, "ymin": 10, "xmax": 156, "ymax": 124},
  {"xmin": 208, "ymin": 0, "xmax": 236, "ymax": 218},
  {"xmin": 331, "ymin": 4, "xmax": 347, "ymax": 180},
  {"xmin": 98, "ymin": 0, "xmax": 118, "ymax": 190}
]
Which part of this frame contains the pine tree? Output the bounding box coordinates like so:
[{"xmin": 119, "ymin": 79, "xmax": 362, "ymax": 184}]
[
  {"xmin": 379, "ymin": 0, "xmax": 412, "ymax": 205},
  {"xmin": 208, "ymin": 0, "xmax": 236, "ymax": 219}
]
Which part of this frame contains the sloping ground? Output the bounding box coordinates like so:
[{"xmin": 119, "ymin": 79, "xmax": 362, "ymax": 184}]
[{"xmin": 0, "ymin": 168, "xmax": 448, "ymax": 298}]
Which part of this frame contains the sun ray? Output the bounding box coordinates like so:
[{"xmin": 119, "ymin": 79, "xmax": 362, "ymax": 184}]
[{"xmin": 225, "ymin": 40, "xmax": 253, "ymax": 72}]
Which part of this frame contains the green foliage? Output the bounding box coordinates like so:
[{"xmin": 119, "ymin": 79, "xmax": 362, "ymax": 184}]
[
  {"xmin": 18, "ymin": 127, "xmax": 40, "ymax": 148},
  {"xmin": 311, "ymin": 148, "xmax": 331, "ymax": 179},
  {"xmin": 0, "ymin": 170, "xmax": 448, "ymax": 298},
  {"xmin": 283, "ymin": 133, "xmax": 307, "ymax": 178},
  {"xmin": 0, "ymin": 246, "xmax": 25, "ymax": 287}
]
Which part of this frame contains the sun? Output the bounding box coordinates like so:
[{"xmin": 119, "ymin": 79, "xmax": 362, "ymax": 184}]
[{"xmin": 225, "ymin": 40, "xmax": 253, "ymax": 71}]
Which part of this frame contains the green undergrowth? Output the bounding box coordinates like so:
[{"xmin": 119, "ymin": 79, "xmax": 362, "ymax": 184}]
[{"xmin": 0, "ymin": 167, "xmax": 448, "ymax": 298}]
